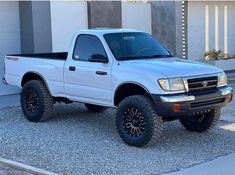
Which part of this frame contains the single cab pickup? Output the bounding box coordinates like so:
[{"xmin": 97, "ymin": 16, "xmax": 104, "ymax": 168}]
[{"xmin": 3, "ymin": 29, "xmax": 233, "ymax": 147}]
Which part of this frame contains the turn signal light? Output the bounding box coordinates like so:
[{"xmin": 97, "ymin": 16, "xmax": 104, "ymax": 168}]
[{"xmin": 173, "ymin": 104, "xmax": 181, "ymax": 112}]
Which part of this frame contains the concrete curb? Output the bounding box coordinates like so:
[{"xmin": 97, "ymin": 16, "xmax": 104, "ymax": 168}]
[
  {"xmin": 0, "ymin": 157, "xmax": 58, "ymax": 175},
  {"xmin": 163, "ymin": 153, "xmax": 235, "ymax": 175},
  {"xmin": 0, "ymin": 93, "xmax": 19, "ymax": 97}
]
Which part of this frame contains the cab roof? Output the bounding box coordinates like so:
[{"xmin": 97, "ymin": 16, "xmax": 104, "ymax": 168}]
[{"xmin": 77, "ymin": 28, "xmax": 143, "ymax": 35}]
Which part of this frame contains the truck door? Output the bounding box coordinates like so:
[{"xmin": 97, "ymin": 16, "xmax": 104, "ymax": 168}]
[{"xmin": 64, "ymin": 34, "xmax": 112, "ymax": 105}]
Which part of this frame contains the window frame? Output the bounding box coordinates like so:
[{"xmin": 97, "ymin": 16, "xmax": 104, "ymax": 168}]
[{"xmin": 72, "ymin": 34, "xmax": 108, "ymax": 62}]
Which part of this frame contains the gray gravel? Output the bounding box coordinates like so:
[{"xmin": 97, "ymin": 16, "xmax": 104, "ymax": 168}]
[{"xmin": 0, "ymin": 104, "xmax": 235, "ymax": 175}]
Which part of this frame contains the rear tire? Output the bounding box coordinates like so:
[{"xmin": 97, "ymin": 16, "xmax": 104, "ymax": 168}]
[
  {"xmin": 116, "ymin": 95, "xmax": 163, "ymax": 147},
  {"xmin": 180, "ymin": 108, "xmax": 221, "ymax": 132},
  {"xmin": 21, "ymin": 80, "xmax": 54, "ymax": 122},
  {"xmin": 84, "ymin": 103, "xmax": 107, "ymax": 112}
]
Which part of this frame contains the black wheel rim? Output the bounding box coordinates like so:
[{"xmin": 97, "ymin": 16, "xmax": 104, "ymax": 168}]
[
  {"xmin": 122, "ymin": 108, "xmax": 145, "ymax": 137},
  {"xmin": 189, "ymin": 110, "xmax": 211, "ymax": 123},
  {"xmin": 24, "ymin": 89, "xmax": 39, "ymax": 113}
]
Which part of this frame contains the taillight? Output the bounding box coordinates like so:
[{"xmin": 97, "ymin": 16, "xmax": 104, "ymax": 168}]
[{"xmin": 4, "ymin": 56, "xmax": 19, "ymax": 75}]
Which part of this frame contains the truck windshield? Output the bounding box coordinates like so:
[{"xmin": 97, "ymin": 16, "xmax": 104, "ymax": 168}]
[{"xmin": 104, "ymin": 32, "xmax": 172, "ymax": 61}]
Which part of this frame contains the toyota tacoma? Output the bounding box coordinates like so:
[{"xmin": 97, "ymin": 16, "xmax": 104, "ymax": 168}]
[{"xmin": 3, "ymin": 29, "xmax": 233, "ymax": 147}]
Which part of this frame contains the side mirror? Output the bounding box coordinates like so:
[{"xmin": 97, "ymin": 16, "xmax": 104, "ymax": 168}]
[
  {"xmin": 89, "ymin": 54, "xmax": 109, "ymax": 63},
  {"xmin": 168, "ymin": 50, "xmax": 173, "ymax": 56}
]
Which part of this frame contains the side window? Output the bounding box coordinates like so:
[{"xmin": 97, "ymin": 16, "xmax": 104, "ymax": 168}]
[{"xmin": 73, "ymin": 35, "xmax": 107, "ymax": 62}]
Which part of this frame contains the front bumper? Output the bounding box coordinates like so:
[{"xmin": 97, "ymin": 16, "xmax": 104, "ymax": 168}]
[{"xmin": 151, "ymin": 86, "xmax": 233, "ymax": 117}]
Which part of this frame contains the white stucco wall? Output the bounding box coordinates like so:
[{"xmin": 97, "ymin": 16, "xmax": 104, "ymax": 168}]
[
  {"xmin": 188, "ymin": 1, "xmax": 235, "ymax": 61},
  {"xmin": 122, "ymin": 3, "xmax": 152, "ymax": 34},
  {"xmin": 227, "ymin": 4, "xmax": 235, "ymax": 57},
  {"xmin": 50, "ymin": 1, "xmax": 88, "ymax": 52},
  {"xmin": 0, "ymin": 2, "xmax": 21, "ymax": 95}
]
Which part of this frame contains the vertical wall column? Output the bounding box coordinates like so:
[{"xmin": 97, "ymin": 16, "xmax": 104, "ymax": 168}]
[
  {"xmin": 215, "ymin": 5, "xmax": 219, "ymax": 51},
  {"xmin": 205, "ymin": 4, "xmax": 210, "ymax": 52},
  {"xmin": 87, "ymin": 1, "xmax": 122, "ymax": 28},
  {"xmin": 19, "ymin": 1, "xmax": 52, "ymax": 53},
  {"xmin": 150, "ymin": 1, "xmax": 186, "ymax": 58},
  {"xmin": 150, "ymin": 1, "xmax": 177, "ymax": 55},
  {"xmin": 224, "ymin": 5, "xmax": 228, "ymax": 55},
  {"xmin": 181, "ymin": 1, "xmax": 188, "ymax": 59}
]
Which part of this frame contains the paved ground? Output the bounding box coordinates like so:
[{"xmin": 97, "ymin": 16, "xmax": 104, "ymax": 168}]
[
  {"xmin": 0, "ymin": 84, "xmax": 234, "ymax": 175},
  {"xmin": 0, "ymin": 94, "xmax": 19, "ymax": 109}
]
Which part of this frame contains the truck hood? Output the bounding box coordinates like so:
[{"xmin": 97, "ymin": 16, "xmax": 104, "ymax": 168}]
[{"xmin": 121, "ymin": 57, "xmax": 223, "ymax": 78}]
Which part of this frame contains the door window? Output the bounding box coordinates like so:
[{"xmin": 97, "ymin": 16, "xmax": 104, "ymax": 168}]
[{"xmin": 73, "ymin": 35, "xmax": 107, "ymax": 61}]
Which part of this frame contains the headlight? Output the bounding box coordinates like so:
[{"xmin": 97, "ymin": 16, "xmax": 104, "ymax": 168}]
[
  {"xmin": 158, "ymin": 78, "xmax": 186, "ymax": 92},
  {"xmin": 218, "ymin": 72, "xmax": 227, "ymax": 87}
]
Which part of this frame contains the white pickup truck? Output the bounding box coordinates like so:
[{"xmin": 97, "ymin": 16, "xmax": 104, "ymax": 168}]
[{"xmin": 3, "ymin": 29, "xmax": 233, "ymax": 147}]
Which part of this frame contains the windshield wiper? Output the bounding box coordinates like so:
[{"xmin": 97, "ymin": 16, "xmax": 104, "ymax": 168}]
[
  {"xmin": 119, "ymin": 56, "xmax": 144, "ymax": 60},
  {"xmin": 143, "ymin": 54, "xmax": 173, "ymax": 58},
  {"xmin": 119, "ymin": 54, "xmax": 173, "ymax": 60}
]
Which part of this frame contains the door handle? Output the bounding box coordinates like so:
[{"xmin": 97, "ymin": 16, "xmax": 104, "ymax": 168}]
[
  {"xmin": 96, "ymin": 71, "xmax": 107, "ymax": 75},
  {"xmin": 69, "ymin": 66, "xmax": 76, "ymax": 71}
]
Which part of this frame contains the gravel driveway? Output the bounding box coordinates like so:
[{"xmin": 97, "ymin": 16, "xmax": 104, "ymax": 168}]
[{"xmin": 0, "ymin": 103, "xmax": 235, "ymax": 175}]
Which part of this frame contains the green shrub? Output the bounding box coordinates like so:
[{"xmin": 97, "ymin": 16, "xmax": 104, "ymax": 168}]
[{"xmin": 205, "ymin": 49, "xmax": 223, "ymax": 60}]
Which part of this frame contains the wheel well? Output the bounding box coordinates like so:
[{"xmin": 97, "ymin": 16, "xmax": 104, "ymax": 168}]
[
  {"xmin": 21, "ymin": 72, "xmax": 45, "ymax": 87},
  {"xmin": 114, "ymin": 83, "xmax": 149, "ymax": 106}
]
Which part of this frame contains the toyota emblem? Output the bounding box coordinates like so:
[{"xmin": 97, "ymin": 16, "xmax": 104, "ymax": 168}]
[{"xmin": 202, "ymin": 81, "xmax": 208, "ymax": 87}]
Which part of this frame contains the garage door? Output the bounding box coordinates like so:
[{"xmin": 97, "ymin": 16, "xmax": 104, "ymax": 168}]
[{"xmin": 0, "ymin": 1, "xmax": 21, "ymax": 95}]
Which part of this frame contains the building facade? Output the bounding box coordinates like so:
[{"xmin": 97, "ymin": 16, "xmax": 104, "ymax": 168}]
[
  {"xmin": 0, "ymin": 1, "xmax": 234, "ymax": 96},
  {"xmin": 187, "ymin": 1, "xmax": 235, "ymax": 61}
]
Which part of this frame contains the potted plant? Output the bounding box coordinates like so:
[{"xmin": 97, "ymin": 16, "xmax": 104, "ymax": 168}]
[
  {"xmin": 205, "ymin": 49, "xmax": 224, "ymax": 60},
  {"xmin": 205, "ymin": 49, "xmax": 235, "ymax": 71}
]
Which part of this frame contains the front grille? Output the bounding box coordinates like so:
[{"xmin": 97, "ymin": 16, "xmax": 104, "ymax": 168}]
[
  {"xmin": 187, "ymin": 76, "xmax": 218, "ymax": 93},
  {"xmin": 190, "ymin": 97, "xmax": 225, "ymax": 108}
]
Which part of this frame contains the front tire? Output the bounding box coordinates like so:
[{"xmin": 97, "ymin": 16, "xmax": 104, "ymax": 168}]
[
  {"xmin": 180, "ymin": 108, "xmax": 221, "ymax": 132},
  {"xmin": 21, "ymin": 80, "xmax": 54, "ymax": 122},
  {"xmin": 116, "ymin": 95, "xmax": 163, "ymax": 147}
]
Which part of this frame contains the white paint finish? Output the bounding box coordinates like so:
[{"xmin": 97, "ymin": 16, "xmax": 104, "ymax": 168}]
[
  {"xmin": 5, "ymin": 56, "xmax": 65, "ymax": 97},
  {"xmin": 214, "ymin": 5, "xmax": 219, "ymax": 51},
  {"xmin": 224, "ymin": 5, "xmax": 228, "ymax": 54},
  {"xmin": 50, "ymin": 1, "xmax": 88, "ymax": 52},
  {"xmin": 205, "ymin": 5, "xmax": 210, "ymax": 52},
  {"xmin": 188, "ymin": 1, "xmax": 235, "ymax": 65},
  {"xmin": 122, "ymin": 3, "xmax": 152, "ymax": 34},
  {"xmin": 0, "ymin": 2, "xmax": 21, "ymax": 95}
]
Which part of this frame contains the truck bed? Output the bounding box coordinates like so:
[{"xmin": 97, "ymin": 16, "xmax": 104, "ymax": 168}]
[{"xmin": 7, "ymin": 52, "xmax": 68, "ymax": 60}]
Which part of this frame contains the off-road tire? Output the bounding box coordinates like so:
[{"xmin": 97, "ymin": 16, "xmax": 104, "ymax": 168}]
[
  {"xmin": 180, "ymin": 108, "xmax": 221, "ymax": 132},
  {"xmin": 84, "ymin": 103, "xmax": 107, "ymax": 112},
  {"xmin": 21, "ymin": 80, "xmax": 54, "ymax": 122},
  {"xmin": 116, "ymin": 95, "xmax": 163, "ymax": 147}
]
